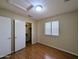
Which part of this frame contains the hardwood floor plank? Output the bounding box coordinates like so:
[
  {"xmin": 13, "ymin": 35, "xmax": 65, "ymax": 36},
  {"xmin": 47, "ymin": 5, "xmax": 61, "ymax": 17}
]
[{"xmin": 1, "ymin": 43, "xmax": 78, "ymax": 59}]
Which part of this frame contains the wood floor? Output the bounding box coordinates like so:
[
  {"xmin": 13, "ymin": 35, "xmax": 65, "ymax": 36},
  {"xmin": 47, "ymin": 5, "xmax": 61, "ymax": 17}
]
[{"xmin": 1, "ymin": 43, "xmax": 78, "ymax": 59}]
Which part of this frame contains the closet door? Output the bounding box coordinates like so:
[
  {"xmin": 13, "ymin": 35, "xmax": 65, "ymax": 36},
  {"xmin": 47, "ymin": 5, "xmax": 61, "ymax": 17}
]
[
  {"xmin": 15, "ymin": 20, "xmax": 25, "ymax": 51},
  {"xmin": 0, "ymin": 16, "xmax": 11, "ymax": 58}
]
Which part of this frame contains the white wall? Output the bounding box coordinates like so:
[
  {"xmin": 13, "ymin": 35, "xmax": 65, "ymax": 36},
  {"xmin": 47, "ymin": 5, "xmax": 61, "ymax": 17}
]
[
  {"xmin": 0, "ymin": 9, "xmax": 37, "ymax": 44},
  {"xmin": 0, "ymin": 8, "xmax": 78, "ymax": 56},
  {"xmin": 37, "ymin": 11, "xmax": 78, "ymax": 56}
]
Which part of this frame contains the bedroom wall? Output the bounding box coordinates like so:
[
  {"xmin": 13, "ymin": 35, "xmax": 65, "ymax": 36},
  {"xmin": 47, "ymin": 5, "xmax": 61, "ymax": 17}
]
[
  {"xmin": 37, "ymin": 11, "xmax": 78, "ymax": 55},
  {"xmin": 0, "ymin": 9, "xmax": 37, "ymax": 44}
]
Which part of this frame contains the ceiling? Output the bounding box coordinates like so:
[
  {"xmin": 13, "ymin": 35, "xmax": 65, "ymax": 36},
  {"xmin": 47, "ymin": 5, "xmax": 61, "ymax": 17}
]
[{"xmin": 0, "ymin": 0, "xmax": 78, "ymax": 20}]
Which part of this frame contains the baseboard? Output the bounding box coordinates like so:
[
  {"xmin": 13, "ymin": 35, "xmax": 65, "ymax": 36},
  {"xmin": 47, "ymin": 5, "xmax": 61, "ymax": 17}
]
[
  {"xmin": 0, "ymin": 52, "xmax": 12, "ymax": 58},
  {"xmin": 52, "ymin": 46, "xmax": 77, "ymax": 56},
  {"xmin": 0, "ymin": 48, "xmax": 25, "ymax": 58},
  {"xmin": 0, "ymin": 55, "xmax": 5, "ymax": 58},
  {"xmin": 37, "ymin": 42, "xmax": 78, "ymax": 56},
  {"xmin": 32, "ymin": 42, "xmax": 37, "ymax": 45}
]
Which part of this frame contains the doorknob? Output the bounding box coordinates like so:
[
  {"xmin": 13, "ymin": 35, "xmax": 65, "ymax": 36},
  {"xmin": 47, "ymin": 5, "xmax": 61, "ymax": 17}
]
[{"xmin": 8, "ymin": 37, "xmax": 11, "ymax": 39}]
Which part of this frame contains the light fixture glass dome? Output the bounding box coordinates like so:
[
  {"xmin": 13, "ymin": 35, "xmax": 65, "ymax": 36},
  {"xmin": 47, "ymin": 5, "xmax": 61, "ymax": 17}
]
[{"xmin": 35, "ymin": 5, "xmax": 43, "ymax": 12}]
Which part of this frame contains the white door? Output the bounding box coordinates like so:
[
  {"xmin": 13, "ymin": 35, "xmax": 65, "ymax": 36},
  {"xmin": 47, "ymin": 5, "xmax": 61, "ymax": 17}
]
[
  {"xmin": 0, "ymin": 16, "xmax": 11, "ymax": 58},
  {"xmin": 15, "ymin": 20, "xmax": 25, "ymax": 51}
]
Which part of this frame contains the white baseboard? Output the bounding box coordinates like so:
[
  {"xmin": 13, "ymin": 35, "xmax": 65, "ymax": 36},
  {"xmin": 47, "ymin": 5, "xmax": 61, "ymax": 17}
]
[
  {"xmin": 38, "ymin": 42, "xmax": 78, "ymax": 56},
  {"xmin": 32, "ymin": 41, "xmax": 37, "ymax": 45},
  {"xmin": 51, "ymin": 45, "xmax": 78, "ymax": 56},
  {"xmin": 0, "ymin": 53, "xmax": 11, "ymax": 58},
  {"xmin": 0, "ymin": 55, "xmax": 5, "ymax": 58},
  {"xmin": 0, "ymin": 51, "xmax": 13, "ymax": 58}
]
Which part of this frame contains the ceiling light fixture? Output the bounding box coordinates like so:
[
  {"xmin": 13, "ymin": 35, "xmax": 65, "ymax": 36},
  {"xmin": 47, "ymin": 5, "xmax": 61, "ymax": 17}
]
[{"xmin": 35, "ymin": 5, "xmax": 43, "ymax": 12}]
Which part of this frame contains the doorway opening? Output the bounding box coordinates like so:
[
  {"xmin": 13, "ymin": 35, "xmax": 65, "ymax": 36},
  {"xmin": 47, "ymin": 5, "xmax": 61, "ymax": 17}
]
[{"xmin": 25, "ymin": 22, "xmax": 32, "ymax": 46}]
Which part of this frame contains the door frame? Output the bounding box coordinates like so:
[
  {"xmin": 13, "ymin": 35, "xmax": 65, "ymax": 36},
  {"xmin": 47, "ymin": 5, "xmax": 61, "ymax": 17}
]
[
  {"xmin": 25, "ymin": 22, "xmax": 32, "ymax": 45},
  {"xmin": 11, "ymin": 19, "xmax": 15, "ymax": 53}
]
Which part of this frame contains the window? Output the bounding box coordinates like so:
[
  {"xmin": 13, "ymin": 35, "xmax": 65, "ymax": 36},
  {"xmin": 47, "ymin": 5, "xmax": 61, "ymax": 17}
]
[
  {"xmin": 52, "ymin": 21, "xmax": 59, "ymax": 36},
  {"xmin": 45, "ymin": 21, "xmax": 59, "ymax": 36},
  {"xmin": 45, "ymin": 22, "xmax": 52, "ymax": 35}
]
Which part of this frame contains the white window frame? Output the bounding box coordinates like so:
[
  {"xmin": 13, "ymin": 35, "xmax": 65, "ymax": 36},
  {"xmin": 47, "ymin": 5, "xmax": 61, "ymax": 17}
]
[{"xmin": 44, "ymin": 20, "xmax": 59, "ymax": 36}]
